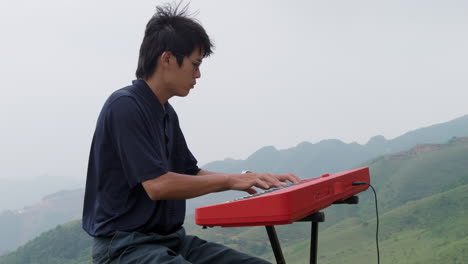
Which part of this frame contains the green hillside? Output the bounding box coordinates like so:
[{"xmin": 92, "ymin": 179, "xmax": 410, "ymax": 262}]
[
  {"xmin": 0, "ymin": 220, "xmax": 91, "ymax": 264},
  {"xmin": 0, "ymin": 189, "xmax": 84, "ymax": 255},
  {"xmin": 1, "ymin": 138, "xmax": 467, "ymax": 263},
  {"xmin": 318, "ymin": 136, "xmax": 468, "ymax": 229},
  {"xmin": 279, "ymin": 184, "xmax": 468, "ymax": 264},
  {"xmin": 188, "ymin": 182, "xmax": 468, "ymax": 264}
]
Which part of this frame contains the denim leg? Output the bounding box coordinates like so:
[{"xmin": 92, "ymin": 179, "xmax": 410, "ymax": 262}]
[
  {"xmin": 92, "ymin": 229, "xmax": 191, "ymax": 264},
  {"xmin": 179, "ymin": 235, "xmax": 271, "ymax": 264}
]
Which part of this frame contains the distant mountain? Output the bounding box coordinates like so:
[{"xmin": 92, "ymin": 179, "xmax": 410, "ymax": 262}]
[
  {"xmin": 2, "ymin": 137, "xmax": 467, "ymax": 264},
  {"xmin": 0, "ymin": 189, "xmax": 84, "ymax": 256},
  {"xmin": 202, "ymin": 114, "xmax": 468, "ymax": 175}
]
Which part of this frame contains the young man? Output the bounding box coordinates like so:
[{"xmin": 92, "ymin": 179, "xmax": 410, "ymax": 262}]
[{"xmin": 83, "ymin": 3, "xmax": 299, "ymax": 264}]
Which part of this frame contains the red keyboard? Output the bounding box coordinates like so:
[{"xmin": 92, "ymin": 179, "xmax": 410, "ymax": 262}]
[{"xmin": 195, "ymin": 167, "xmax": 370, "ymax": 227}]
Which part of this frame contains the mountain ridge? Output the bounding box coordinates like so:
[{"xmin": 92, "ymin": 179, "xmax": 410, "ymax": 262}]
[{"xmin": 202, "ymin": 114, "xmax": 468, "ymax": 176}]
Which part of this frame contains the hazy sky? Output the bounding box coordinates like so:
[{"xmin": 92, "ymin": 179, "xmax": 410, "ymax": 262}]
[{"xmin": 0, "ymin": 0, "xmax": 467, "ymax": 181}]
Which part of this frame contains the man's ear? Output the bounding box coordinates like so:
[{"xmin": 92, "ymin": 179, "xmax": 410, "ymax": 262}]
[{"xmin": 159, "ymin": 51, "xmax": 173, "ymax": 68}]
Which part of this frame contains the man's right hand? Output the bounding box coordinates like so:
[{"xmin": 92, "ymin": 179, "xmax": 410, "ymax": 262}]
[{"xmin": 227, "ymin": 172, "xmax": 300, "ymax": 194}]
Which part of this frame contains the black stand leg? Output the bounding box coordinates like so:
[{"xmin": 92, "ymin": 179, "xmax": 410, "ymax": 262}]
[
  {"xmin": 298, "ymin": 212, "xmax": 324, "ymax": 264},
  {"xmin": 262, "ymin": 196, "xmax": 357, "ymax": 264},
  {"xmin": 265, "ymin": 226, "xmax": 286, "ymax": 264},
  {"xmin": 310, "ymin": 221, "xmax": 318, "ymax": 264}
]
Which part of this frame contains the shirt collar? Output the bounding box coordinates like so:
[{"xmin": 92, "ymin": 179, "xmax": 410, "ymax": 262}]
[{"xmin": 132, "ymin": 79, "xmax": 169, "ymax": 121}]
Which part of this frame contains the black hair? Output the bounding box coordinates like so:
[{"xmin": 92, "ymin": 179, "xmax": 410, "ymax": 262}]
[{"xmin": 136, "ymin": 2, "xmax": 214, "ymax": 80}]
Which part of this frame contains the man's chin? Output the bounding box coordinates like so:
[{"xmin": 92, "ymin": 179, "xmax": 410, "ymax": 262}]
[{"xmin": 177, "ymin": 89, "xmax": 191, "ymax": 97}]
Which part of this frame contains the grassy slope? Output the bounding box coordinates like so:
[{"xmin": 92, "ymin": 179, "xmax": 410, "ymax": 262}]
[
  {"xmin": 279, "ymin": 184, "xmax": 468, "ymax": 264},
  {"xmin": 4, "ymin": 182, "xmax": 465, "ymax": 264},
  {"xmin": 0, "ymin": 220, "xmax": 92, "ymax": 264},
  {"xmin": 316, "ymin": 138, "xmax": 468, "ymax": 230}
]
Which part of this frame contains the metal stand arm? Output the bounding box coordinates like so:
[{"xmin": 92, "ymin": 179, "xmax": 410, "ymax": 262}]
[{"xmin": 265, "ymin": 226, "xmax": 286, "ymax": 264}]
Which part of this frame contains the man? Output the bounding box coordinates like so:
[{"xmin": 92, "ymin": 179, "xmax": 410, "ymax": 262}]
[{"xmin": 83, "ymin": 3, "xmax": 299, "ymax": 264}]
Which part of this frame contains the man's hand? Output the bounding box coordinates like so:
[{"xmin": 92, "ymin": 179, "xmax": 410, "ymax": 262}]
[{"xmin": 227, "ymin": 172, "xmax": 300, "ymax": 194}]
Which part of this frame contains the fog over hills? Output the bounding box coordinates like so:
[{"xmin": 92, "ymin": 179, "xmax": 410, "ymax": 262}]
[{"xmin": 0, "ymin": 176, "xmax": 83, "ymax": 212}]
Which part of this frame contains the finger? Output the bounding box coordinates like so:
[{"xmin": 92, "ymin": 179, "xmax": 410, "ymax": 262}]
[
  {"xmin": 245, "ymin": 187, "xmax": 257, "ymax": 195},
  {"xmin": 274, "ymin": 173, "xmax": 296, "ymax": 183},
  {"xmin": 283, "ymin": 173, "xmax": 300, "ymax": 183},
  {"xmin": 290, "ymin": 173, "xmax": 301, "ymax": 182},
  {"xmin": 255, "ymin": 179, "xmax": 270, "ymax": 189},
  {"xmin": 260, "ymin": 173, "xmax": 282, "ymax": 187}
]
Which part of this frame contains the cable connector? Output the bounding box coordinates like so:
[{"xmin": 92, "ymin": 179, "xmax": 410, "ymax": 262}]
[{"xmin": 352, "ymin": 181, "xmax": 369, "ymax": 186}]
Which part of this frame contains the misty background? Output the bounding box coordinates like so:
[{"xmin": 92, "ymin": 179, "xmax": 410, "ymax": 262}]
[{"xmin": 0, "ymin": 0, "xmax": 467, "ymax": 189}]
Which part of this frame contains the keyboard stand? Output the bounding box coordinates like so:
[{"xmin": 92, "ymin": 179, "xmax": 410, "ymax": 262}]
[{"xmin": 265, "ymin": 196, "xmax": 359, "ymax": 264}]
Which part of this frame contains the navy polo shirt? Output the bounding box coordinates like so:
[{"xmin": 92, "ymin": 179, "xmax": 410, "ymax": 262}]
[{"xmin": 83, "ymin": 80, "xmax": 200, "ymax": 237}]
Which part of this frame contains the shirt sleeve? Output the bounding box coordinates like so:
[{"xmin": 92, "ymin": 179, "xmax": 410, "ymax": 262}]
[
  {"xmin": 183, "ymin": 147, "xmax": 201, "ymax": 175},
  {"xmin": 106, "ymin": 96, "xmax": 168, "ymax": 188},
  {"xmin": 171, "ymin": 111, "xmax": 201, "ymax": 175}
]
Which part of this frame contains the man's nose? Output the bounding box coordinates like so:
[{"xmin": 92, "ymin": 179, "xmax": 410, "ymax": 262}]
[{"xmin": 194, "ymin": 69, "xmax": 201, "ymax": 79}]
